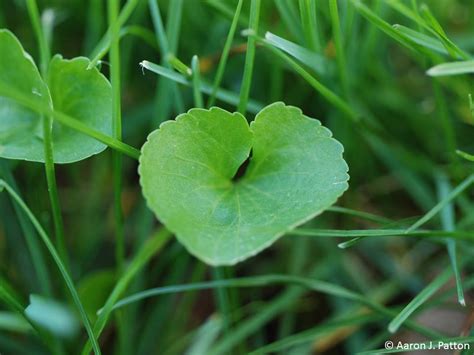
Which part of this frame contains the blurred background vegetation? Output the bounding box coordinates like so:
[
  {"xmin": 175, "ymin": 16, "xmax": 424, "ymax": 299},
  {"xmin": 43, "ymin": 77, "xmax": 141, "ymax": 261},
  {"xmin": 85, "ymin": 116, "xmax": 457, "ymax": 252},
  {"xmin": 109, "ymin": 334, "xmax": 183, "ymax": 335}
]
[{"xmin": 1, "ymin": 0, "xmax": 474, "ymax": 354}]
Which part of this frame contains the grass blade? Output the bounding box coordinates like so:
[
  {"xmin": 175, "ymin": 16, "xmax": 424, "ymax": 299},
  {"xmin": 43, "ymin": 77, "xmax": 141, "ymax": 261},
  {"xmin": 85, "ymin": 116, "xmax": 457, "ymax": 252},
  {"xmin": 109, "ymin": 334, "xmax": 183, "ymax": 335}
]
[
  {"xmin": 185, "ymin": 316, "xmax": 223, "ymax": 355},
  {"xmin": 88, "ymin": 0, "xmax": 141, "ymax": 68},
  {"xmin": 207, "ymin": 0, "xmax": 244, "ymax": 107},
  {"xmin": 350, "ymin": 0, "xmax": 417, "ymax": 52},
  {"xmin": 263, "ymin": 31, "xmax": 328, "ymax": 74},
  {"xmin": 81, "ymin": 228, "xmax": 171, "ymax": 355},
  {"xmin": 293, "ymin": 228, "xmax": 472, "ymax": 241},
  {"xmin": 457, "ymin": 150, "xmax": 474, "ymax": 162},
  {"xmin": 0, "ymin": 163, "xmax": 52, "ymax": 296},
  {"xmin": 139, "ymin": 60, "xmax": 263, "ymax": 113},
  {"xmin": 406, "ymin": 174, "xmax": 474, "ymax": 232},
  {"xmin": 437, "ymin": 174, "xmax": 465, "ymax": 306},
  {"xmin": 258, "ymin": 39, "xmax": 359, "ymax": 122},
  {"xmin": 148, "ymin": 0, "xmax": 184, "ymax": 119},
  {"xmin": 329, "ymin": 0, "xmax": 349, "ymax": 97},
  {"xmin": 238, "ymin": 0, "xmax": 261, "ymax": 114},
  {"xmin": 427, "ymin": 60, "xmax": 474, "ymax": 76},
  {"xmin": 108, "ymin": 273, "xmax": 442, "ymax": 342},
  {"xmin": 387, "ymin": 267, "xmax": 451, "ymax": 333},
  {"xmin": 298, "ymin": 0, "xmax": 320, "ymax": 52},
  {"xmin": 393, "ymin": 24, "xmax": 447, "ymax": 55},
  {"xmin": 0, "ymin": 180, "xmax": 101, "ymax": 355}
]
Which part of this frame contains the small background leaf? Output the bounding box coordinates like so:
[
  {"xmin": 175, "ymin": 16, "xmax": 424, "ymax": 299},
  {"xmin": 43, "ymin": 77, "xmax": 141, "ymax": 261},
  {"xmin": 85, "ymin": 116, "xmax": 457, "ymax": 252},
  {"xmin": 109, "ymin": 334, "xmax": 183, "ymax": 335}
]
[
  {"xmin": 0, "ymin": 30, "xmax": 112, "ymax": 163},
  {"xmin": 25, "ymin": 295, "xmax": 80, "ymax": 339}
]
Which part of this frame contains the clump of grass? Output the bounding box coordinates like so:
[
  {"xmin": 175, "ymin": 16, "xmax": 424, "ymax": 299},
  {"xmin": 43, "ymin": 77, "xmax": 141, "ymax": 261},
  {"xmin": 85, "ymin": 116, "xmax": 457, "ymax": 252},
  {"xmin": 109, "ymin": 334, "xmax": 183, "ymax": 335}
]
[{"xmin": 1, "ymin": 1, "xmax": 474, "ymax": 354}]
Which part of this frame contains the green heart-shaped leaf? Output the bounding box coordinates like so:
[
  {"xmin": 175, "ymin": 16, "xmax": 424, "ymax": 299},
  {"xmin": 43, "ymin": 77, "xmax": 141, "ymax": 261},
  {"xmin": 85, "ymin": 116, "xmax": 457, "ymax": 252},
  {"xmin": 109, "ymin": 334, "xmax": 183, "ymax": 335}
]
[
  {"xmin": 0, "ymin": 29, "xmax": 112, "ymax": 163},
  {"xmin": 139, "ymin": 102, "xmax": 349, "ymax": 265}
]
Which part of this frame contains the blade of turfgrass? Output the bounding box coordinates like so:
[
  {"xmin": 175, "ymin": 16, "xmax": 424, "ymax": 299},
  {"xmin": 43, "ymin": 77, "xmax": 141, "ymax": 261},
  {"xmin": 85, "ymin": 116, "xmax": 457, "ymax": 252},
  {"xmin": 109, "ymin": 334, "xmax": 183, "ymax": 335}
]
[
  {"xmin": 81, "ymin": 228, "xmax": 171, "ymax": 355},
  {"xmin": 25, "ymin": 0, "xmax": 50, "ymax": 74},
  {"xmin": 350, "ymin": 0, "xmax": 418, "ymax": 52},
  {"xmin": 167, "ymin": 54, "xmax": 191, "ymax": 76},
  {"xmin": 263, "ymin": 32, "xmax": 328, "ymax": 74},
  {"xmin": 427, "ymin": 60, "xmax": 474, "ymax": 77},
  {"xmin": 387, "ymin": 266, "xmax": 452, "ymax": 333},
  {"xmin": 207, "ymin": 0, "xmax": 244, "ymax": 108},
  {"xmin": 88, "ymin": 0, "xmax": 141, "ymax": 68},
  {"xmin": 124, "ymin": 260, "xmax": 335, "ymax": 354},
  {"xmin": 250, "ymin": 313, "xmax": 382, "ymax": 354},
  {"xmin": 0, "ymin": 82, "xmax": 140, "ymax": 160},
  {"xmin": 26, "ymin": 0, "xmax": 69, "ymax": 272},
  {"xmin": 298, "ymin": 0, "xmax": 320, "ymax": 52},
  {"xmin": 437, "ymin": 174, "xmax": 465, "ymax": 306},
  {"xmin": 432, "ymin": 81, "xmax": 457, "ymax": 160},
  {"xmin": 275, "ymin": 0, "xmax": 303, "ymax": 41},
  {"xmin": 392, "ymin": 24, "xmax": 448, "ymax": 56},
  {"xmin": 191, "ymin": 55, "xmax": 204, "ymax": 108},
  {"xmin": 88, "ymin": 26, "xmax": 159, "ymax": 67},
  {"xmin": 0, "ymin": 180, "xmax": 101, "ymax": 355},
  {"xmin": 406, "ymin": 174, "xmax": 474, "ymax": 232},
  {"xmin": 457, "ymin": 150, "xmax": 474, "ymax": 162},
  {"xmin": 204, "ymin": 0, "xmax": 247, "ymax": 28},
  {"xmin": 277, "ymin": 234, "xmax": 311, "ymax": 339},
  {"xmin": 83, "ymin": 0, "xmax": 104, "ymax": 54},
  {"xmin": 211, "ymin": 268, "xmax": 232, "ymax": 333},
  {"xmin": 109, "ymin": 275, "xmax": 439, "ymax": 354},
  {"xmin": 386, "ymin": 0, "xmax": 470, "ymax": 60},
  {"xmin": 0, "ymin": 163, "xmax": 52, "ymax": 296},
  {"xmin": 108, "ymin": 274, "xmax": 442, "ymax": 341},
  {"xmin": 238, "ymin": 0, "xmax": 261, "ymax": 114},
  {"xmin": 257, "ymin": 39, "xmax": 359, "ymax": 122},
  {"xmin": 326, "ymin": 207, "xmax": 392, "ymax": 225},
  {"xmin": 139, "ymin": 60, "xmax": 263, "ymax": 113},
  {"xmin": 148, "ymin": 0, "xmax": 184, "ymax": 118},
  {"xmin": 185, "ymin": 316, "xmax": 223, "ymax": 355},
  {"xmin": 329, "ymin": 0, "xmax": 349, "ymax": 97},
  {"xmin": 292, "ymin": 228, "xmax": 472, "ymax": 241},
  {"xmin": 418, "ymin": 4, "xmax": 469, "ymax": 60}
]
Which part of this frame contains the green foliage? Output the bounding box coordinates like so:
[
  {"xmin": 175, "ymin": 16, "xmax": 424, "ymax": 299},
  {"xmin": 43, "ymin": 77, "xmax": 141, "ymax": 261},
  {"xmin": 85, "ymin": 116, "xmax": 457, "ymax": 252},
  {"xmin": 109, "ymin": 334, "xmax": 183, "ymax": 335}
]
[
  {"xmin": 2, "ymin": 0, "xmax": 474, "ymax": 354},
  {"xmin": 139, "ymin": 103, "xmax": 349, "ymax": 265},
  {"xmin": 0, "ymin": 30, "xmax": 112, "ymax": 164}
]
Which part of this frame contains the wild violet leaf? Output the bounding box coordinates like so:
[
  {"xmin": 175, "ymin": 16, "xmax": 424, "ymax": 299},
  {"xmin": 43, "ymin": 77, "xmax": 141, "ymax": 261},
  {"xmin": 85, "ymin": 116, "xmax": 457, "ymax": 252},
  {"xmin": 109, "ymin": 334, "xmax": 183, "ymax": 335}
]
[
  {"xmin": 139, "ymin": 102, "xmax": 349, "ymax": 265},
  {"xmin": 0, "ymin": 29, "xmax": 112, "ymax": 163}
]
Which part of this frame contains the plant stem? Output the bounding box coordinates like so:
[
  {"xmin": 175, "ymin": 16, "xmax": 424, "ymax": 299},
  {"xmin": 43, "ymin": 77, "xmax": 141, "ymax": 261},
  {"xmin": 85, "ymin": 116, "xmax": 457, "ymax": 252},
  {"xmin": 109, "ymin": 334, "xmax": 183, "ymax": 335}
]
[
  {"xmin": 26, "ymin": 0, "xmax": 69, "ymax": 270},
  {"xmin": 238, "ymin": 0, "xmax": 261, "ymax": 114},
  {"xmin": 109, "ymin": 0, "xmax": 125, "ymax": 274}
]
